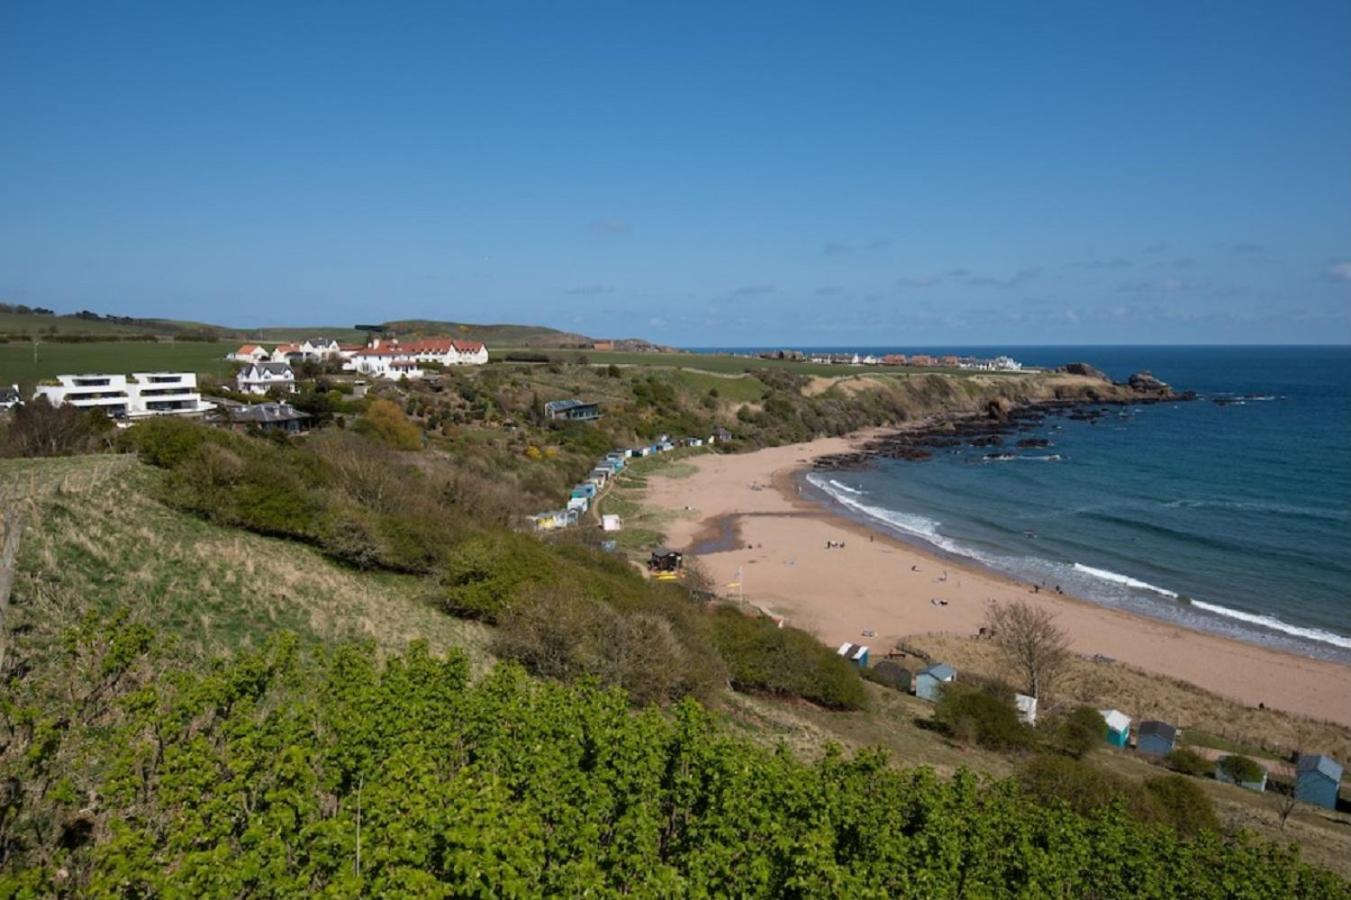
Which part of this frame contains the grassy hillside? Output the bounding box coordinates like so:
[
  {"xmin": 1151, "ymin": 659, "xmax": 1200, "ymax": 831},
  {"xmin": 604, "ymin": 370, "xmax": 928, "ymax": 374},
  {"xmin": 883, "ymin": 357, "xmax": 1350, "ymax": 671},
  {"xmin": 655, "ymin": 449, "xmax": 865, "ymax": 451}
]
[
  {"xmin": 1, "ymin": 454, "xmax": 489, "ymax": 665},
  {"xmin": 0, "ymin": 309, "xmax": 595, "ymax": 347}
]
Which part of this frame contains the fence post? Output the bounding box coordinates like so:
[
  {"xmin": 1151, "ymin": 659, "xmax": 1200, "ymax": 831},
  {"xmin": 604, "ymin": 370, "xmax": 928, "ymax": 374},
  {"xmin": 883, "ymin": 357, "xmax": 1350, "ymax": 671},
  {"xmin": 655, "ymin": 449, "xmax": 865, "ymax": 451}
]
[{"xmin": 0, "ymin": 510, "xmax": 23, "ymax": 673}]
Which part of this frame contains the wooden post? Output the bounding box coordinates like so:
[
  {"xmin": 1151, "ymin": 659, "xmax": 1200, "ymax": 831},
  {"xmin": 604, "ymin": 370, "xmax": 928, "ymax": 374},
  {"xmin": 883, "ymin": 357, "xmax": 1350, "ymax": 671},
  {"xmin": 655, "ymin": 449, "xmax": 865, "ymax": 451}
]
[{"xmin": 0, "ymin": 510, "xmax": 23, "ymax": 674}]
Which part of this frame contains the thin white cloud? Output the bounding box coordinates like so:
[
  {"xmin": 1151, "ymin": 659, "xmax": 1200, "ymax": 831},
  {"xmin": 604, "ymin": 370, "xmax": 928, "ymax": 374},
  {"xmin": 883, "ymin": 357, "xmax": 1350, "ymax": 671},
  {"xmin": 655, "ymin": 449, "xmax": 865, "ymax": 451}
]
[{"xmin": 1325, "ymin": 260, "xmax": 1351, "ymax": 282}]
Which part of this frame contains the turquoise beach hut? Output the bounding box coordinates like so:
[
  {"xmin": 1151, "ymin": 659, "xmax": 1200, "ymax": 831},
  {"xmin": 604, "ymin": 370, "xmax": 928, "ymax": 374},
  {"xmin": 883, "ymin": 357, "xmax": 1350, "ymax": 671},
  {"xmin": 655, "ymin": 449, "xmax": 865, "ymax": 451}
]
[{"xmin": 1099, "ymin": 709, "xmax": 1132, "ymax": 747}]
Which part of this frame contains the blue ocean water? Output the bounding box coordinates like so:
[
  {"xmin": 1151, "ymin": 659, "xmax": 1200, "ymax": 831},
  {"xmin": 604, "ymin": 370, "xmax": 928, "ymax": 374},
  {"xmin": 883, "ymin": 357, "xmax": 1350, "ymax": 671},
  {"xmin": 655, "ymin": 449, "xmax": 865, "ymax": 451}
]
[{"xmin": 711, "ymin": 346, "xmax": 1351, "ymax": 662}]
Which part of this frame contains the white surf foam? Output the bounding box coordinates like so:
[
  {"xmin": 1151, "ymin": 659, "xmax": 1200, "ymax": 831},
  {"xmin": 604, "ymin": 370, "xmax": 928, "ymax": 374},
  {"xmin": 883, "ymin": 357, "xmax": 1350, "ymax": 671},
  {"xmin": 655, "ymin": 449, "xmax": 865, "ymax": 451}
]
[
  {"xmin": 807, "ymin": 473, "xmax": 980, "ymax": 561},
  {"xmin": 1189, "ymin": 600, "xmax": 1351, "ymax": 651},
  {"xmin": 827, "ymin": 479, "xmax": 866, "ymax": 496},
  {"xmin": 1072, "ymin": 563, "xmax": 1179, "ymax": 599}
]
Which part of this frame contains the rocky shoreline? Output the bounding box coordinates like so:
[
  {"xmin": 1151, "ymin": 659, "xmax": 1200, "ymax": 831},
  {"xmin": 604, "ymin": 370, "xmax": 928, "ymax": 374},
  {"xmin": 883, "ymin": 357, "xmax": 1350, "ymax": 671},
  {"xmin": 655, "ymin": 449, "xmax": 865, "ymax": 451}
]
[{"xmin": 813, "ymin": 366, "xmax": 1194, "ymax": 470}]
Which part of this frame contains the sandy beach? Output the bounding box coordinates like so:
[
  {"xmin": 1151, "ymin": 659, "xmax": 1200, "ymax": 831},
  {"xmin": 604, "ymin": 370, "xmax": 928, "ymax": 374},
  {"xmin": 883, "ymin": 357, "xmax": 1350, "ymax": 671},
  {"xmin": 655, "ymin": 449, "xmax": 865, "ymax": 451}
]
[{"xmin": 643, "ymin": 435, "xmax": 1351, "ymax": 728}]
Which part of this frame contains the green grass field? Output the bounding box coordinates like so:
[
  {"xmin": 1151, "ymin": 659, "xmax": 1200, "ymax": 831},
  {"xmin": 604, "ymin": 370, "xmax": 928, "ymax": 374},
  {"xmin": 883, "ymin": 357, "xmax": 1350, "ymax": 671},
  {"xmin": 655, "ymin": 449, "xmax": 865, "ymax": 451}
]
[
  {"xmin": 0, "ymin": 340, "xmax": 237, "ymax": 388},
  {"xmin": 491, "ymin": 346, "xmax": 1031, "ymax": 379}
]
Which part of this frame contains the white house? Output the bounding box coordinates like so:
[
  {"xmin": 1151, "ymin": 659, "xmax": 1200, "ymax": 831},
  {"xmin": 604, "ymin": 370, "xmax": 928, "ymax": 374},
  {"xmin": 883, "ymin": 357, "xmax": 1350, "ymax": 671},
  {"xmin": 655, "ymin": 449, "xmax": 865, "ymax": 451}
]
[
  {"xmin": 367, "ymin": 337, "xmax": 488, "ymax": 367},
  {"xmin": 301, "ymin": 338, "xmax": 342, "ymax": 360},
  {"xmin": 236, "ymin": 361, "xmax": 297, "ymax": 395},
  {"xmin": 34, "ymin": 372, "xmax": 214, "ymax": 420},
  {"xmin": 349, "ymin": 349, "xmax": 425, "ymax": 380},
  {"xmin": 228, "ymin": 344, "xmax": 270, "ymax": 363},
  {"xmin": 270, "ymin": 343, "xmax": 305, "ymax": 363}
]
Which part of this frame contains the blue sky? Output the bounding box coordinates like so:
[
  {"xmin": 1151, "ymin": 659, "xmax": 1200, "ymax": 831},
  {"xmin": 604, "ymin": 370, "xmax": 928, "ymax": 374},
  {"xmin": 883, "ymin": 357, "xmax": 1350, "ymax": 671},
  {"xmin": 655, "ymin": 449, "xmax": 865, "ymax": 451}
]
[{"xmin": 2, "ymin": 1, "xmax": 1348, "ymax": 346}]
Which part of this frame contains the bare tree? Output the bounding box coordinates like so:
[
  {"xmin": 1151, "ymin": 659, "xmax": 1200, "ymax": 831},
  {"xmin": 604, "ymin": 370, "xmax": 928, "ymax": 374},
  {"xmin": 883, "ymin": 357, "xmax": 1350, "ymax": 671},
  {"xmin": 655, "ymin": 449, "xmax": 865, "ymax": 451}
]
[
  {"xmin": 1269, "ymin": 778, "xmax": 1301, "ymax": 830},
  {"xmin": 984, "ymin": 599, "xmax": 1071, "ymax": 699}
]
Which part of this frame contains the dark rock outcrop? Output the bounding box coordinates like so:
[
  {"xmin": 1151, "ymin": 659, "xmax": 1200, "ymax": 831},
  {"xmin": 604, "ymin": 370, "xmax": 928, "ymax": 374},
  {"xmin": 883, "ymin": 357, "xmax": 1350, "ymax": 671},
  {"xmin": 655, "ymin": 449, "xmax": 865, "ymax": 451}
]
[
  {"xmin": 1127, "ymin": 370, "xmax": 1170, "ymax": 393},
  {"xmin": 1060, "ymin": 362, "xmax": 1110, "ymax": 380}
]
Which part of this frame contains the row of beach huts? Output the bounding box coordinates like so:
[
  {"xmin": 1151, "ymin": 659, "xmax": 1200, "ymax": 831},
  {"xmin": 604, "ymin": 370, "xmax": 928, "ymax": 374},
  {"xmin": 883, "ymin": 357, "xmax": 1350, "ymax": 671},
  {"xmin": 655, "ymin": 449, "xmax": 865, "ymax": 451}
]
[
  {"xmin": 835, "ymin": 649, "xmax": 1344, "ymax": 809},
  {"xmin": 528, "ymin": 426, "xmax": 732, "ymax": 533}
]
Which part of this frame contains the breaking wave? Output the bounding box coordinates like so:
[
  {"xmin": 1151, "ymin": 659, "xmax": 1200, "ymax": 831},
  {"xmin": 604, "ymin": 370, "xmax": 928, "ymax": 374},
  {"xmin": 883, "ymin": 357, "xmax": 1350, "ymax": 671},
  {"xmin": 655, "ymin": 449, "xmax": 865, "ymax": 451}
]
[
  {"xmin": 1189, "ymin": 601, "xmax": 1351, "ymax": 651},
  {"xmin": 807, "ymin": 474, "xmax": 979, "ymax": 561},
  {"xmin": 1072, "ymin": 563, "xmax": 1179, "ymax": 599}
]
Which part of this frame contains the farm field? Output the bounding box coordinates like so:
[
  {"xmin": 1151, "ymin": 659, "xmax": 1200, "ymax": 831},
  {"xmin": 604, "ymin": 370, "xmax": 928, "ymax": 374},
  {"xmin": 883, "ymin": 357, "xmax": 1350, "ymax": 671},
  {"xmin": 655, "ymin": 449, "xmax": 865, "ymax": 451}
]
[
  {"xmin": 0, "ymin": 340, "xmax": 236, "ymax": 387},
  {"xmin": 490, "ymin": 346, "xmax": 1021, "ymax": 379}
]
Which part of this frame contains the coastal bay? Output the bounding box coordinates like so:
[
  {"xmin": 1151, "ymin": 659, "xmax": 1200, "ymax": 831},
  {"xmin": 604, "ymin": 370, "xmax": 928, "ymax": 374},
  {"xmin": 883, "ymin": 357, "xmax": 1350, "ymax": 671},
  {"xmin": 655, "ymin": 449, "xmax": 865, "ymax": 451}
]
[{"xmin": 641, "ymin": 435, "xmax": 1351, "ymax": 731}]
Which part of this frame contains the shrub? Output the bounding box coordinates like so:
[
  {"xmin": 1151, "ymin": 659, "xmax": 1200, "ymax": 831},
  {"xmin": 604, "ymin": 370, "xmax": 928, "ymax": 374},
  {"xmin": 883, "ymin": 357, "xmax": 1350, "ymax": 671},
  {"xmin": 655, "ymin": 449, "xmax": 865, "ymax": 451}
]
[
  {"xmin": 709, "ymin": 606, "xmax": 865, "ymax": 710},
  {"xmin": 494, "ymin": 587, "xmax": 720, "ymax": 706},
  {"xmin": 1166, "ymin": 748, "xmax": 1212, "ymax": 778},
  {"xmin": 440, "ymin": 533, "xmax": 560, "ymax": 622},
  {"xmin": 932, "ymin": 683, "xmax": 1032, "ymax": 750},
  {"xmin": 0, "ymin": 397, "xmax": 113, "ymax": 458},
  {"xmin": 1055, "ymin": 706, "xmax": 1108, "ymax": 758},
  {"xmin": 359, "ymin": 398, "xmax": 422, "ymax": 450},
  {"xmin": 1217, "ymin": 754, "xmax": 1265, "ymax": 785},
  {"xmin": 119, "ymin": 417, "xmax": 207, "ymax": 468},
  {"xmin": 1144, "ymin": 775, "xmax": 1219, "ymax": 836},
  {"xmin": 1018, "ymin": 754, "xmax": 1154, "ymax": 823}
]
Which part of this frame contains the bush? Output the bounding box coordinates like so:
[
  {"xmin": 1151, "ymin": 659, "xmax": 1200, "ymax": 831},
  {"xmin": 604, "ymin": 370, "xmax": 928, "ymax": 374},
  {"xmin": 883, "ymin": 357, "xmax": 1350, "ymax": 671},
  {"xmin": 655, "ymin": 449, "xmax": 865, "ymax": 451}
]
[
  {"xmin": 1165, "ymin": 748, "xmax": 1212, "ymax": 778},
  {"xmin": 1019, "ymin": 754, "xmax": 1139, "ymax": 818},
  {"xmin": 0, "ymin": 397, "xmax": 113, "ymax": 458},
  {"xmin": 932, "ymin": 683, "xmax": 1032, "ymax": 750},
  {"xmin": 1217, "ymin": 754, "xmax": 1265, "ymax": 785},
  {"xmin": 1144, "ymin": 775, "xmax": 1219, "ymax": 836},
  {"xmin": 119, "ymin": 417, "xmax": 207, "ymax": 468},
  {"xmin": 494, "ymin": 587, "xmax": 721, "ymax": 706},
  {"xmin": 709, "ymin": 607, "xmax": 865, "ymax": 710},
  {"xmin": 1055, "ymin": 706, "xmax": 1108, "ymax": 758},
  {"xmin": 440, "ymin": 533, "xmax": 560, "ymax": 622},
  {"xmin": 359, "ymin": 398, "xmax": 422, "ymax": 450}
]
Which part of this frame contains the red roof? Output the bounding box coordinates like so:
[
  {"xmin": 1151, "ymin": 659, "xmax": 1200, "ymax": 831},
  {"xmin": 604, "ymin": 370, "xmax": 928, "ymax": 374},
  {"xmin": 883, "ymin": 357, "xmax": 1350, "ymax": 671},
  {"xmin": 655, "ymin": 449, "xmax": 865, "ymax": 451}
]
[
  {"xmin": 452, "ymin": 340, "xmax": 485, "ymax": 353},
  {"xmin": 274, "ymin": 342, "xmax": 302, "ymax": 353}
]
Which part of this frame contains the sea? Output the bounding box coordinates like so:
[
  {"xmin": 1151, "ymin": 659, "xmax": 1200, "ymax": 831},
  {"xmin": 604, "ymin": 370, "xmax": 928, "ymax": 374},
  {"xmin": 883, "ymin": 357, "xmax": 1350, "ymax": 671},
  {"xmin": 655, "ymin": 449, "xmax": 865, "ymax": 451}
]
[{"xmin": 697, "ymin": 346, "xmax": 1351, "ymax": 663}]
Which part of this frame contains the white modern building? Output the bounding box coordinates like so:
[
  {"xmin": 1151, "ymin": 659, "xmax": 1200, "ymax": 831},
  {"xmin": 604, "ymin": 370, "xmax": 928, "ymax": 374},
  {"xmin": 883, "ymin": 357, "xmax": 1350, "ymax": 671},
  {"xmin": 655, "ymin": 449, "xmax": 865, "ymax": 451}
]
[
  {"xmin": 236, "ymin": 361, "xmax": 297, "ymax": 395},
  {"xmin": 33, "ymin": 373, "xmax": 214, "ymax": 420}
]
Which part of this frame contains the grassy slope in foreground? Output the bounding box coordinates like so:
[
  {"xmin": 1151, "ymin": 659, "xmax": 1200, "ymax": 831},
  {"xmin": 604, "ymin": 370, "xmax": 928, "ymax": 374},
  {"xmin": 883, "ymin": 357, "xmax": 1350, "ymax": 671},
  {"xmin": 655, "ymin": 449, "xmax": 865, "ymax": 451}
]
[{"xmin": 0, "ymin": 454, "xmax": 489, "ymax": 666}]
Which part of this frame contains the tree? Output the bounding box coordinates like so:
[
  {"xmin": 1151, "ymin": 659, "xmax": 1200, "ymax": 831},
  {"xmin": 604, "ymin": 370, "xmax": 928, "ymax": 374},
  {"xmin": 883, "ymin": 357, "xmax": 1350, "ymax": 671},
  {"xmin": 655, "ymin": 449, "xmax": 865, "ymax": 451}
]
[
  {"xmin": 1217, "ymin": 754, "xmax": 1264, "ymax": 785},
  {"xmin": 984, "ymin": 599, "xmax": 1070, "ymax": 699}
]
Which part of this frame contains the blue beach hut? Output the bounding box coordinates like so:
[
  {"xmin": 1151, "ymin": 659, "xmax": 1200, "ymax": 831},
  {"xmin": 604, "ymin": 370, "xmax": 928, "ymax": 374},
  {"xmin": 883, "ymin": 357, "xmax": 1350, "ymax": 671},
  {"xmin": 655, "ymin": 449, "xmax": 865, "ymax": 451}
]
[
  {"xmin": 1295, "ymin": 755, "xmax": 1343, "ymax": 810},
  {"xmin": 914, "ymin": 663, "xmax": 956, "ymax": 702},
  {"xmin": 1136, "ymin": 721, "xmax": 1178, "ymax": 757}
]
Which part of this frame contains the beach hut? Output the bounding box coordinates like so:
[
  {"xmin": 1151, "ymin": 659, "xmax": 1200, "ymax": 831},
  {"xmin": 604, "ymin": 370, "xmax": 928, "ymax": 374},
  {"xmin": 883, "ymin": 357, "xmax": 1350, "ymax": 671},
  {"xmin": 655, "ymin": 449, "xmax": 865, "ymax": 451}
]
[
  {"xmin": 567, "ymin": 496, "xmax": 589, "ymax": 513},
  {"xmin": 1136, "ymin": 721, "xmax": 1178, "ymax": 757},
  {"xmin": 571, "ymin": 483, "xmax": 597, "ymax": 499},
  {"xmin": 589, "ymin": 468, "xmax": 610, "ymax": 486},
  {"xmin": 1014, "ymin": 693, "xmax": 1038, "ymax": 726},
  {"xmin": 914, "ymin": 663, "xmax": 956, "ymax": 702},
  {"xmin": 601, "ymin": 514, "xmax": 622, "ymax": 532},
  {"xmin": 1215, "ymin": 757, "xmax": 1268, "ymax": 792},
  {"xmin": 1294, "ymin": 754, "xmax": 1343, "ymax": 810},
  {"xmin": 836, "ymin": 643, "xmax": 870, "ymax": 668},
  {"xmin": 1098, "ymin": 709, "xmax": 1132, "ymax": 748},
  {"xmin": 868, "ymin": 661, "xmax": 912, "ymax": 692},
  {"xmin": 648, "ymin": 548, "xmax": 683, "ymax": 579}
]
